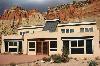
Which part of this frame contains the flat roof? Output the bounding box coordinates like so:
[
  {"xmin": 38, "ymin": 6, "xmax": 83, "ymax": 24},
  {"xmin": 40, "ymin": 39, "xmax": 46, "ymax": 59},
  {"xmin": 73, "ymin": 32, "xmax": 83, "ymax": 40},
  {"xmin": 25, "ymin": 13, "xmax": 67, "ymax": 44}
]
[
  {"xmin": 18, "ymin": 20, "xmax": 96, "ymax": 30},
  {"xmin": 18, "ymin": 25, "xmax": 44, "ymax": 30}
]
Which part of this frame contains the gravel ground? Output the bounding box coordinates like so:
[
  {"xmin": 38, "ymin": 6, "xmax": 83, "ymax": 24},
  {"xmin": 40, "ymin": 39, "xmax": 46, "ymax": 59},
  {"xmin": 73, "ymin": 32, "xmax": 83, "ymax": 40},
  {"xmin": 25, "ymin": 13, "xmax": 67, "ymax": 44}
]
[{"xmin": 0, "ymin": 54, "xmax": 100, "ymax": 66}]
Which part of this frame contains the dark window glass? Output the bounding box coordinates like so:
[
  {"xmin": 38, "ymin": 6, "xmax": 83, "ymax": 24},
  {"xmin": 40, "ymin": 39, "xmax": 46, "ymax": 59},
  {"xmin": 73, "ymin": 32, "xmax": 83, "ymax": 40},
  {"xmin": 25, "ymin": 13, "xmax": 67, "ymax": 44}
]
[
  {"xmin": 70, "ymin": 29, "xmax": 74, "ymax": 33},
  {"xmin": 80, "ymin": 28, "xmax": 84, "ymax": 32},
  {"xmin": 71, "ymin": 41, "xmax": 77, "ymax": 47},
  {"xmin": 50, "ymin": 41, "xmax": 57, "ymax": 48},
  {"xmin": 14, "ymin": 42, "xmax": 17, "ymax": 46},
  {"xmin": 9, "ymin": 48, "xmax": 17, "ymax": 52},
  {"xmin": 66, "ymin": 29, "xmax": 69, "ymax": 33},
  {"xmin": 29, "ymin": 49, "xmax": 35, "ymax": 51},
  {"xmin": 89, "ymin": 28, "xmax": 93, "ymax": 32},
  {"xmin": 71, "ymin": 48, "xmax": 84, "ymax": 54},
  {"xmin": 86, "ymin": 39, "xmax": 93, "ymax": 54},
  {"xmin": 18, "ymin": 41, "xmax": 22, "ymax": 52},
  {"xmin": 29, "ymin": 42, "xmax": 35, "ymax": 48},
  {"xmin": 5, "ymin": 41, "xmax": 8, "ymax": 52},
  {"xmin": 50, "ymin": 49, "xmax": 57, "ymax": 51},
  {"xmin": 9, "ymin": 42, "xmax": 13, "ymax": 46},
  {"xmin": 20, "ymin": 32, "xmax": 22, "ymax": 35},
  {"xmin": 61, "ymin": 29, "xmax": 65, "ymax": 33},
  {"xmin": 85, "ymin": 28, "xmax": 89, "ymax": 32},
  {"xmin": 78, "ymin": 40, "xmax": 84, "ymax": 47}
]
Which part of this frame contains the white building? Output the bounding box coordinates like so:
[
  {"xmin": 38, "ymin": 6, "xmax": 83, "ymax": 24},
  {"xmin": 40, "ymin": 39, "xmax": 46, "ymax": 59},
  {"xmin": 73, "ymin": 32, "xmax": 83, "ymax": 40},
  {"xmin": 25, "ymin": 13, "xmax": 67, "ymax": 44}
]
[{"xmin": 1, "ymin": 19, "xmax": 100, "ymax": 58}]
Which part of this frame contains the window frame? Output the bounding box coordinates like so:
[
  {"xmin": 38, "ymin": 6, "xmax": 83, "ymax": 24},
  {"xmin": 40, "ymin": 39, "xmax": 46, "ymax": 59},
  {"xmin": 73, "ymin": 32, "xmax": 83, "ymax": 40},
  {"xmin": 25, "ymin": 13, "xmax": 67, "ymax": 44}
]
[
  {"xmin": 28, "ymin": 41, "xmax": 36, "ymax": 51},
  {"xmin": 80, "ymin": 27, "xmax": 93, "ymax": 32},
  {"xmin": 50, "ymin": 41, "xmax": 57, "ymax": 51},
  {"xmin": 70, "ymin": 29, "xmax": 74, "ymax": 33},
  {"xmin": 61, "ymin": 29, "xmax": 65, "ymax": 33},
  {"xmin": 9, "ymin": 41, "xmax": 18, "ymax": 46},
  {"xmin": 80, "ymin": 28, "xmax": 84, "ymax": 32},
  {"xmin": 70, "ymin": 40, "xmax": 85, "ymax": 54},
  {"xmin": 66, "ymin": 29, "xmax": 69, "ymax": 33},
  {"xmin": 61, "ymin": 29, "xmax": 74, "ymax": 33}
]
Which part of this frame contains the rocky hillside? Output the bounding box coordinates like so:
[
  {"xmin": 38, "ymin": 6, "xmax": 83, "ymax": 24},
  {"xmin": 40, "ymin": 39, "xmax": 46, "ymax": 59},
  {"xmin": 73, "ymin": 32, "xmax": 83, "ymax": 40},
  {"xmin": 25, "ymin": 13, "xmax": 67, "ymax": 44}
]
[
  {"xmin": 45, "ymin": 0, "xmax": 100, "ymax": 23},
  {"xmin": 0, "ymin": 0, "xmax": 100, "ymax": 38},
  {"xmin": 0, "ymin": 6, "xmax": 45, "ymax": 35}
]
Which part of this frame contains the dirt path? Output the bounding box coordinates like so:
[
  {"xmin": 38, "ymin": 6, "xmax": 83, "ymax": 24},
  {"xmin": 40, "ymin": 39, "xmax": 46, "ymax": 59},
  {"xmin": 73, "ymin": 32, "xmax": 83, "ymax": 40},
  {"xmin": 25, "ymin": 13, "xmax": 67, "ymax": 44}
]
[{"xmin": 0, "ymin": 54, "xmax": 47, "ymax": 64}]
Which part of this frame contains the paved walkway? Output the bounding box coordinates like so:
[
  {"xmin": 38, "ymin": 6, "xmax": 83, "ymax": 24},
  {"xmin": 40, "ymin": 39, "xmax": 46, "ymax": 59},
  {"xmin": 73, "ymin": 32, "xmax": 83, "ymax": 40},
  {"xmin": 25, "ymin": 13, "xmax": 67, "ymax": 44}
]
[{"xmin": 0, "ymin": 54, "xmax": 48, "ymax": 64}]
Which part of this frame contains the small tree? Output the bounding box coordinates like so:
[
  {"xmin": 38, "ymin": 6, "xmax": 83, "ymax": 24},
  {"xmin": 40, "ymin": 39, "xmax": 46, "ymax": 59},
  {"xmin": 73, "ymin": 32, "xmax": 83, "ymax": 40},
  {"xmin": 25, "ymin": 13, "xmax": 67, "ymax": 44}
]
[
  {"xmin": 88, "ymin": 60, "xmax": 98, "ymax": 66},
  {"xmin": 62, "ymin": 46, "xmax": 69, "ymax": 58}
]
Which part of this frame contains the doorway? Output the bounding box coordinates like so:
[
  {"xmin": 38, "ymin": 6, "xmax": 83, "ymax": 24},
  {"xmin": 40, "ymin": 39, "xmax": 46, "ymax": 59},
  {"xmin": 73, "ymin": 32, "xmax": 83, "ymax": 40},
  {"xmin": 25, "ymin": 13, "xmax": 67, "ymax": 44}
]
[
  {"xmin": 63, "ymin": 40, "xmax": 69, "ymax": 55},
  {"xmin": 36, "ymin": 41, "xmax": 49, "ymax": 55}
]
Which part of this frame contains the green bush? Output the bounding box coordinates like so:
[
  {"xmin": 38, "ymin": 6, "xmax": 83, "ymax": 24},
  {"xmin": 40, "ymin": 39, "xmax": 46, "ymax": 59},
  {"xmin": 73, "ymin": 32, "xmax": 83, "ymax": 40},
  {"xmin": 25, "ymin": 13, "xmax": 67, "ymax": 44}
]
[
  {"xmin": 88, "ymin": 60, "xmax": 98, "ymax": 66},
  {"xmin": 51, "ymin": 54, "xmax": 62, "ymax": 63},
  {"xmin": 50, "ymin": 54, "xmax": 69, "ymax": 63}
]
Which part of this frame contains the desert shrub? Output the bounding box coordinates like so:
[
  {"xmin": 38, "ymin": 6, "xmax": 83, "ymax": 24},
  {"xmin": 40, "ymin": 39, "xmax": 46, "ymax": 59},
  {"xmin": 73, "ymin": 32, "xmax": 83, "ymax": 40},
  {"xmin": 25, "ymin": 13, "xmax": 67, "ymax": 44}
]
[
  {"xmin": 50, "ymin": 54, "xmax": 69, "ymax": 63},
  {"xmin": 88, "ymin": 60, "xmax": 98, "ymax": 66},
  {"xmin": 51, "ymin": 54, "xmax": 62, "ymax": 63},
  {"xmin": 10, "ymin": 62, "xmax": 16, "ymax": 66},
  {"xmin": 62, "ymin": 46, "xmax": 69, "ymax": 58},
  {"xmin": 42, "ymin": 57, "xmax": 51, "ymax": 62}
]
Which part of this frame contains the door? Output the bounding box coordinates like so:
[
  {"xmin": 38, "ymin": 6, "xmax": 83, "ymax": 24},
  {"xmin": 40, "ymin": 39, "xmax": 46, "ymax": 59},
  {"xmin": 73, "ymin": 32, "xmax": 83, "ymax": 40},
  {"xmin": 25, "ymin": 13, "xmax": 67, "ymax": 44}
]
[
  {"xmin": 36, "ymin": 41, "xmax": 49, "ymax": 55},
  {"xmin": 63, "ymin": 40, "xmax": 69, "ymax": 55},
  {"xmin": 36, "ymin": 42, "xmax": 42, "ymax": 55},
  {"xmin": 43, "ymin": 42, "xmax": 49, "ymax": 55}
]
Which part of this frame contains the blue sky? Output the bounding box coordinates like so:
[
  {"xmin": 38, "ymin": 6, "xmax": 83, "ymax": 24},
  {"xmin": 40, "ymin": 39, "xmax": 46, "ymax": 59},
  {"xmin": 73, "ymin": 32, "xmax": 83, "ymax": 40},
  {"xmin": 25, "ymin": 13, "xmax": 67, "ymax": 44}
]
[{"xmin": 0, "ymin": 0, "xmax": 85, "ymax": 15}]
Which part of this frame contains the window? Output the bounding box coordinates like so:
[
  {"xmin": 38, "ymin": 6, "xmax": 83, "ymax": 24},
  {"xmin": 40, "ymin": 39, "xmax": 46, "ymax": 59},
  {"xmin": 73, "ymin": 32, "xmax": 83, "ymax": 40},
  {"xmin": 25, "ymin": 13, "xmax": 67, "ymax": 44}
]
[
  {"xmin": 50, "ymin": 41, "xmax": 57, "ymax": 48},
  {"xmin": 89, "ymin": 28, "xmax": 93, "ymax": 32},
  {"xmin": 71, "ymin": 41, "xmax": 77, "ymax": 47},
  {"xmin": 9, "ymin": 42, "xmax": 17, "ymax": 46},
  {"xmin": 28, "ymin": 42, "xmax": 35, "ymax": 51},
  {"xmin": 9, "ymin": 48, "xmax": 17, "ymax": 52},
  {"xmin": 61, "ymin": 29, "xmax": 65, "ymax": 33},
  {"xmin": 50, "ymin": 49, "xmax": 57, "ymax": 51},
  {"xmin": 20, "ymin": 32, "xmax": 22, "ymax": 35},
  {"xmin": 80, "ymin": 28, "xmax": 84, "ymax": 32},
  {"xmin": 70, "ymin": 40, "xmax": 84, "ymax": 54},
  {"xmin": 5, "ymin": 41, "xmax": 8, "ymax": 52},
  {"xmin": 29, "ymin": 49, "xmax": 35, "ymax": 51},
  {"xmin": 71, "ymin": 48, "xmax": 84, "ymax": 54},
  {"xmin": 29, "ymin": 42, "xmax": 35, "ymax": 48},
  {"xmin": 86, "ymin": 39, "xmax": 93, "ymax": 54},
  {"xmin": 50, "ymin": 41, "xmax": 57, "ymax": 51},
  {"xmin": 85, "ymin": 28, "xmax": 89, "ymax": 32},
  {"xmin": 66, "ymin": 29, "xmax": 69, "ymax": 33},
  {"xmin": 80, "ymin": 27, "xmax": 93, "ymax": 32},
  {"xmin": 18, "ymin": 41, "xmax": 22, "ymax": 52},
  {"xmin": 61, "ymin": 29, "xmax": 74, "ymax": 33},
  {"xmin": 70, "ymin": 29, "xmax": 74, "ymax": 33},
  {"xmin": 78, "ymin": 40, "xmax": 84, "ymax": 47},
  {"xmin": 9, "ymin": 42, "xmax": 13, "ymax": 46}
]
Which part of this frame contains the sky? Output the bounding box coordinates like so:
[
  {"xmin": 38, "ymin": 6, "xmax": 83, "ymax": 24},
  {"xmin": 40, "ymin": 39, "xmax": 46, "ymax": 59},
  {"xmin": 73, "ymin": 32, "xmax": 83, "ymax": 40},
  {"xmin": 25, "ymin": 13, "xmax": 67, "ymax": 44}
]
[{"xmin": 0, "ymin": 0, "xmax": 84, "ymax": 15}]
